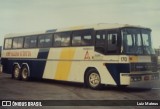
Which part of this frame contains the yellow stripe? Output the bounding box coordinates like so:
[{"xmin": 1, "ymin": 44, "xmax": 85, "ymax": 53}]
[{"xmin": 55, "ymin": 48, "xmax": 76, "ymax": 80}]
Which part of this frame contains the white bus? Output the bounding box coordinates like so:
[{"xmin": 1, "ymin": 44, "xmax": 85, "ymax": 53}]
[{"xmin": 1, "ymin": 23, "xmax": 159, "ymax": 89}]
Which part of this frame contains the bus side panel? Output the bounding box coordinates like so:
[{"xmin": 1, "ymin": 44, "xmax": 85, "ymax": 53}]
[
  {"xmin": 1, "ymin": 48, "xmax": 49, "ymax": 79},
  {"xmin": 29, "ymin": 48, "xmax": 49, "ymax": 78},
  {"xmin": 68, "ymin": 61, "xmax": 117, "ymax": 85},
  {"xmin": 41, "ymin": 47, "xmax": 117, "ymax": 85},
  {"xmin": 1, "ymin": 59, "xmax": 48, "ymax": 79},
  {"xmin": 29, "ymin": 60, "xmax": 47, "ymax": 79}
]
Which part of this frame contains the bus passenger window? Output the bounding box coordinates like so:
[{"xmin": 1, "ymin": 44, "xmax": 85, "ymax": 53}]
[
  {"xmin": 17, "ymin": 38, "xmax": 23, "ymax": 48},
  {"xmin": 54, "ymin": 34, "xmax": 61, "ymax": 47},
  {"xmin": 72, "ymin": 36, "xmax": 81, "ymax": 46},
  {"xmin": 12, "ymin": 37, "xmax": 24, "ymax": 48},
  {"xmin": 4, "ymin": 39, "xmax": 12, "ymax": 49},
  {"xmin": 61, "ymin": 36, "xmax": 70, "ymax": 46},
  {"xmin": 82, "ymin": 35, "xmax": 92, "ymax": 45},
  {"xmin": 61, "ymin": 32, "xmax": 71, "ymax": 46},
  {"xmin": 44, "ymin": 34, "xmax": 52, "ymax": 47},
  {"xmin": 107, "ymin": 34, "xmax": 118, "ymax": 53},
  {"xmin": 54, "ymin": 32, "xmax": 71, "ymax": 47},
  {"xmin": 38, "ymin": 35, "xmax": 45, "ymax": 48},
  {"xmin": 24, "ymin": 36, "xmax": 37, "ymax": 48},
  {"xmin": 95, "ymin": 33, "xmax": 105, "ymax": 54},
  {"xmin": 72, "ymin": 29, "xmax": 93, "ymax": 46},
  {"xmin": 38, "ymin": 34, "xmax": 52, "ymax": 48},
  {"xmin": 24, "ymin": 37, "xmax": 30, "ymax": 48},
  {"xmin": 30, "ymin": 36, "xmax": 37, "ymax": 48}
]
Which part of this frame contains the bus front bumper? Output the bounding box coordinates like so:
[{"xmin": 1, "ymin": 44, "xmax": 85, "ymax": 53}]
[{"xmin": 120, "ymin": 72, "xmax": 159, "ymax": 88}]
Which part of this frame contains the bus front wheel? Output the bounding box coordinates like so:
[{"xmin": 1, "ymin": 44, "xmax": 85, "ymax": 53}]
[
  {"xmin": 85, "ymin": 69, "xmax": 103, "ymax": 90},
  {"xmin": 13, "ymin": 65, "xmax": 21, "ymax": 80},
  {"xmin": 21, "ymin": 66, "xmax": 29, "ymax": 81}
]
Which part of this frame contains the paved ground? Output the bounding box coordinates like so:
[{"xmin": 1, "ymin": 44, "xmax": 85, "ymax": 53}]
[{"xmin": 0, "ymin": 73, "xmax": 160, "ymax": 109}]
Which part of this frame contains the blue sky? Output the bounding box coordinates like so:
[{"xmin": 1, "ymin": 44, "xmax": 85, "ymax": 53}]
[{"xmin": 0, "ymin": 0, "xmax": 160, "ymax": 48}]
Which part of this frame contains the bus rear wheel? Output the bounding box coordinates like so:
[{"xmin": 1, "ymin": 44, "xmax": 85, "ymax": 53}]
[
  {"xmin": 13, "ymin": 65, "xmax": 21, "ymax": 80},
  {"xmin": 21, "ymin": 66, "xmax": 29, "ymax": 81},
  {"xmin": 85, "ymin": 69, "xmax": 103, "ymax": 90}
]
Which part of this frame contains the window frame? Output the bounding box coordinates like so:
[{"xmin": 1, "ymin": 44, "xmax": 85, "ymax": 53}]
[
  {"xmin": 12, "ymin": 37, "xmax": 24, "ymax": 49},
  {"xmin": 24, "ymin": 35, "xmax": 38, "ymax": 48},
  {"xmin": 106, "ymin": 30, "xmax": 121, "ymax": 54},
  {"xmin": 38, "ymin": 34, "xmax": 53, "ymax": 48},
  {"xmin": 71, "ymin": 29, "xmax": 94, "ymax": 47},
  {"xmin": 95, "ymin": 30, "xmax": 107, "ymax": 54},
  {"xmin": 53, "ymin": 32, "xmax": 71, "ymax": 47},
  {"xmin": 4, "ymin": 38, "xmax": 13, "ymax": 49}
]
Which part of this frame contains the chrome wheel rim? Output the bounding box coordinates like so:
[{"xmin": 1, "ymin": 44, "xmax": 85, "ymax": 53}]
[
  {"xmin": 22, "ymin": 68, "xmax": 28, "ymax": 79},
  {"xmin": 89, "ymin": 73, "xmax": 100, "ymax": 87},
  {"xmin": 14, "ymin": 67, "xmax": 19, "ymax": 78}
]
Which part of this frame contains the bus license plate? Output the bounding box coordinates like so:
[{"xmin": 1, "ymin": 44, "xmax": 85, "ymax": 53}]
[{"xmin": 144, "ymin": 75, "xmax": 149, "ymax": 81}]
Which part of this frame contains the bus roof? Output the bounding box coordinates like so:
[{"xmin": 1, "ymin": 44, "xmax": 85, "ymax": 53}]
[
  {"xmin": 4, "ymin": 23, "xmax": 150, "ymax": 38},
  {"xmin": 4, "ymin": 30, "xmax": 47, "ymax": 38},
  {"xmin": 56, "ymin": 23, "xmax": 150, "ymax": 32}
]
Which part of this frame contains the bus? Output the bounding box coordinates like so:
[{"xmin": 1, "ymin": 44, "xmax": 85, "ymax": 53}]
[{"xmin": 1, "ymin": 23, "xmax": 159, "ymax": 89}]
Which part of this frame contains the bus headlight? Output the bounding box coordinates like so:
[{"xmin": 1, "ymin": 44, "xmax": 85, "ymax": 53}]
[
  {"xmin": 131, "ymin": 76, "xmax": 142, "ymax": 82},
  {"xmin": 151, "ymin": 74, "xmax": 159, "ymax": 80}
]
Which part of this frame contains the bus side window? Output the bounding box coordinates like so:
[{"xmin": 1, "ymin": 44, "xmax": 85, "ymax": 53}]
[
  {"xmin": 61, "ymin": 32, "xmax": 71, "ymax": 46},
  {"xmin": 30, "ymin": 36, "xmax": 37, "ymax": 48},
  {"xmin": 38, "ymin": 34, "xmax": 52, "ymax": 48},
  {"xmin": 38, "ymin": 35, "xmax": 44, "ymax": 48},
  {"xmin": 72, "ymin": 36, "xmax": 81, "ymax": 46},
  {"xmin": 24, "ymin": 37, "xmax": 30, "ymax": 48},
  {"xmin": 82, "ymin": 35, "xmax": 92, "ymax": 46},
  {"xmin": 107, "ymin": 33, "xmax": 118, "ymax": 53},
  {"xmin": 18, "ymin": 37, "xmax": 23, "ymax": 48},
  {"xmin": 72, "ymin": 29, "xmax": 93, "ymax": 46},
  {"xmin": 95, "ymin": 31, "xmax": 105, "ymax": 54},
  {"xmin": 12, "ymin": 37, "xmax": 24, "ymax": 49},
  {"xmin": 4, "ymin": 38, "xmax": 12, "ymax": 49},
  {"xmin": 54, "ymin": 33, "xmax": 61, "ymax": 47},
  {"xmin": 24, "ymin": 36, "xmax": 37, "ymax": 48},
  {"xmin": 44, "ymin": 34, "xmax": 53, "ymax": 47},
  {"xmin": 54, "ymin": 32, "xmax": 71, "ymax": 47}
]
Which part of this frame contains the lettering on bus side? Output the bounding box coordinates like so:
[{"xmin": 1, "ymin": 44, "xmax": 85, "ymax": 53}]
[{"xmin": 6, "ymin": 51, "xmax": 31, "ymax": 57}]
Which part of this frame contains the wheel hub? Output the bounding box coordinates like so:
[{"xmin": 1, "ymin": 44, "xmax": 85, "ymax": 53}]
[
  {"xmin": 89, "ymin": 73, "xmax": 100, "ymax": 87},
  {"xmin": 14, "ymin": 68, "xmax": 19, "ymax": 78},
  {"xmin": 22, "ymin": 68, "xmax": 28, "ymax": 79}
]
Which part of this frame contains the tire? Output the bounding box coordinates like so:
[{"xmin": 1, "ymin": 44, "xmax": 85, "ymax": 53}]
[
  {"xmin": 13, "ymin": 65, "xmax": 21, "ymax": 80},
  {"xmin": 85, "ymin": 69, "xmax": 103, "ymax": 90},
  {"xmin": 21, "ymin": 66, "xmax": 29, "ymax": 81}
]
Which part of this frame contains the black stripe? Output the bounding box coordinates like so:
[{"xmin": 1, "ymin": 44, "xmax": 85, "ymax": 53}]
[
  {"xmin": 37, "ymin": 48, "xmax": 50, "ymax": 59},
  {"xmin": 105, "ymin": 64, "xmax": 130, "ymax": 85},
  {"xmin": 34, "ymin": 48, "xmax": 50, "ymax": 78}
]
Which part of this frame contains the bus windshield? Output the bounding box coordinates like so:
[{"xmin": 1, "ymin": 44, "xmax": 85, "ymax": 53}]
[{"xmin": 122, "ymin": 28, "xmax": 155, "ymax": 55}]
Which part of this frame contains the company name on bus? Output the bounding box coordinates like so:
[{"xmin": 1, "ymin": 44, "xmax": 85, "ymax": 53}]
[{"xmin": 6, "ymin": 51, "xmax": 31, "ymax": 57}]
